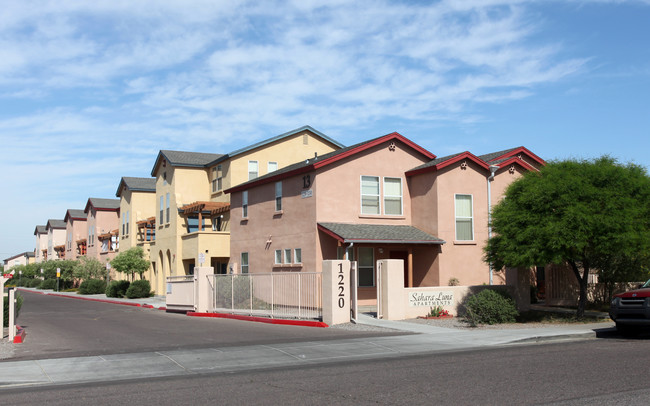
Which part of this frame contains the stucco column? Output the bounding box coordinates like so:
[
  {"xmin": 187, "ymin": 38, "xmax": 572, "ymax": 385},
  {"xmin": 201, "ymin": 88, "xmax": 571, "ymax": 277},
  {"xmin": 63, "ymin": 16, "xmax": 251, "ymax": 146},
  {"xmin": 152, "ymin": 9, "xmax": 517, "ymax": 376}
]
[
  {"xmin": 322, "ymin": 260, "xmax": 350, "ymax": 326},
  {"xmin": 378, "ymin": 259, "xmax": 406, "ymax": 320},
  {"xmin": 194, "ymin": 267, "xmax": 215, "ymax": 313}
]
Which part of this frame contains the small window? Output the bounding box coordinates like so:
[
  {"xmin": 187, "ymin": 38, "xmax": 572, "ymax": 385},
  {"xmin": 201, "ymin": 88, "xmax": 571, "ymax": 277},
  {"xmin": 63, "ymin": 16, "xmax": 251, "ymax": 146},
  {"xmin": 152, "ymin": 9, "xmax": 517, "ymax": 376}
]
[
  {"xmin": 268, "ymin": 162, "xmax": 278, "ymax": 173},
  {"xmin": 361, "ymin": 176, "xmax": 380, "ymax": 215},
  {"xmin": 358, "ymin": 247, "xmax": 375, "ymax": 287},
  {"xmin": 126, "ymin": 210, "xmax": 129, "ymax": 235},
  {"xmin": 212, "ymin": 216, "xmax": 222, "ymax": 231},
  {"xmin": 275, "ymin": 181, "xmax": 282, "ymax": 212},
  {"xmin": 384, "ymin": 177, "xmax": 402, "ymax": 215},
  {"xmin": 284, "ymin": 249, "xmax": 292, "ymax": 264},
  {"xmin": 455, "ymin": 194, "xmax": 474, "ymax": 240},
  {"xmin": 163, "ymin": 172, "xmax": 167, "ymax": 186},
  {"xmin": 274, "ymin": 250, "xmax": 282, "ymax": 265},
  {"xmin": 241, "ymin": 252, "xmax": 249, "ymax": 274},
  {"xmin": 159, "ymin": 196, "xmax": 164, "ymax": 224},
  {"xmin": 165, "ymin": 193, "xmax": 170, "ymax": 224},
  {"xmin": 248, "ymin": 161, "xmax": 258, "ymax": 180},
  {"xmin": 212, "ymin": 165, "xmax": 223, "ymax": 192},
  {"xmin": 242, "ymin": 191, "xmax": 248, "ymax": 218},
  {"xmin": 294, "ymin": 248, "xmax": 302, "ymax": 264}
]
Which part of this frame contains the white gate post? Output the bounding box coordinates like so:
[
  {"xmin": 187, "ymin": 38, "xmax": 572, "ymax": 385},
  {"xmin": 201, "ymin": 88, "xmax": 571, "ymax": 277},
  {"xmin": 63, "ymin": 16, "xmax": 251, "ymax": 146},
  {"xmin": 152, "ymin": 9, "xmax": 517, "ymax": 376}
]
[
  {"xmin": 194, "ymin": 267, "xmax": 215, "ymax": 313},
  {"xmin": 8, "ymin": 288, "xmax": 16, "ymax": 341},
  {"xmin": 378, "ymin": 259, "xmax": 406, "ymax": 320},
  {"xmin": 322, "ymin": 260, "xmax": 350, "ymax": 326}
]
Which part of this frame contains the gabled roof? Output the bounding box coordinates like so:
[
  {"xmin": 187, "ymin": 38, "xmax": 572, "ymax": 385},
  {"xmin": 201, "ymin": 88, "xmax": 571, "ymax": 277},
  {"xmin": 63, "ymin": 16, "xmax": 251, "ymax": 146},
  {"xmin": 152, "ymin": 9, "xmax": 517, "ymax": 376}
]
[
  {"xmin": 116, "ymin": 176, "xmax": 157, "ymax": 197},
  {"xmin": 84, "ymin": 198, "xmax": 121, "ymax": 214},
  {"xmin": 45, "ymin": 219, "xmax": 66, "ymax": 230},
  {"xmin": 406, "ymin": 151, "xmax": 489, "ymax": 176},
  {"xmin": 3, "ymin": 251, "xmax": 35, "ymax": 262},
  {"xmin": 64, "ymin": 209, "xmax": 87, "ymax": 223},
  {"xmin": 34, "ymin": 225, "xmax": 46, "ymax": 235},
  {"xmin": 226, "ymin": 132, "xmax": 435, "ymax": 194},
  {"xmin": 318, "ymin": 223, "xmax": 444, "ymax": 245},
  {"xmin": 479, "ymin": 146, "xmax": 545, "ymax": 166},
  {"xmin": 208, "ymin": 125, "xmax": 344, "ymax": 167},
  {"xmin": 150, "ymin": 150, "xmax": 225, "ymax": 176}
]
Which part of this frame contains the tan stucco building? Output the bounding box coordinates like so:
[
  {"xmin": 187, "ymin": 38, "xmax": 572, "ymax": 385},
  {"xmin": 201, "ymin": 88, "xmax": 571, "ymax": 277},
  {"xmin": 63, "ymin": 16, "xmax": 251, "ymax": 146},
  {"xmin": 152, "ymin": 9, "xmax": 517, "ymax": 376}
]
[
  {"xmin": 148, "ymin": 126, "xmax": 343, "ymax": 294},
  {"xmin": 34, "ymin": 225, "xmax": 48, "ymax": 263},
  {"xmin": 3, "ymin": 251, "xmax": 35, "ymax": 269},
  {"xmin": 45, "ymin": 219, "xmax": 67, "ymax": 261}
]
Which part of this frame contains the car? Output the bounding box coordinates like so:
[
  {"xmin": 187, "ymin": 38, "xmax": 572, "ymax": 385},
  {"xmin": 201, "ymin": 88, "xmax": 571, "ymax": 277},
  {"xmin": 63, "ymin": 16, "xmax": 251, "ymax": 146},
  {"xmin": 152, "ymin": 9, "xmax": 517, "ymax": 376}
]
[{"xmin": 609, "ymin": 279, "xmax": 650, "ymax": 336}]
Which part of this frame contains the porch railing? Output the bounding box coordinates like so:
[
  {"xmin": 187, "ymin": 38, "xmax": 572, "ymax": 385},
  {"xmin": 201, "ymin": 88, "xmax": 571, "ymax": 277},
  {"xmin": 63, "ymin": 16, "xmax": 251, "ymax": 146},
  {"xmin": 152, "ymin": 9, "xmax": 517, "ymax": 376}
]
[{"xmin": 210, "ymin": 272, "xmax": 322, "ymax": 320}]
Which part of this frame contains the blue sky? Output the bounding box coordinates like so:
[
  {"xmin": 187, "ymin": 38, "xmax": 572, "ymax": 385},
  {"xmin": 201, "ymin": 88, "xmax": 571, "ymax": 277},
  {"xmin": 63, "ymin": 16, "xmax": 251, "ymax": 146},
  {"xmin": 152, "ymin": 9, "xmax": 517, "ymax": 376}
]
[{"xmin": 1, "ymin": 0, "xmax": 649, "ymax": 259}]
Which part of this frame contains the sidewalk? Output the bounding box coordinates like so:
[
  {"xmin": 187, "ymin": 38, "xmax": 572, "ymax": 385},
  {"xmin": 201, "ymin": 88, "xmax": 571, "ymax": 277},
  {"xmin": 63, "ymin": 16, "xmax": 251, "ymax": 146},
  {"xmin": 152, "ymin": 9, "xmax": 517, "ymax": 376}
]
[{"xmin": 0, "ymin": 296, "xmax": 614, "ymax": 389}]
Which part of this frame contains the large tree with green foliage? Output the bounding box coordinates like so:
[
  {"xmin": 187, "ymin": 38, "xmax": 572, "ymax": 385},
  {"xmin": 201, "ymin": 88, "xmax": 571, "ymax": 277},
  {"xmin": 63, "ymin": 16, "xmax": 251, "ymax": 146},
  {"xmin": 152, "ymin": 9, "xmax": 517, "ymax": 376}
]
[
  {"xmin": 73, "ymin": 257, "xmax": 107, "ymax": 282},
  {"xmin": 110, "ymin": 247, "xmax": 150, "ymax": 281},
  {"xmin": 485, "ymin": 157, "xmax": 650, "ymax": 318}
]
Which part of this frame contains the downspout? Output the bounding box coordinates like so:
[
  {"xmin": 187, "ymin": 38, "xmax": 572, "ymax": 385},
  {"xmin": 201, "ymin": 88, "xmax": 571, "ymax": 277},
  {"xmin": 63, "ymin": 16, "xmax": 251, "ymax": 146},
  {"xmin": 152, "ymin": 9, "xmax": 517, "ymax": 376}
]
[{"xmin": 487, "ymin": 165, "xmax": 499, "ymax": 285}]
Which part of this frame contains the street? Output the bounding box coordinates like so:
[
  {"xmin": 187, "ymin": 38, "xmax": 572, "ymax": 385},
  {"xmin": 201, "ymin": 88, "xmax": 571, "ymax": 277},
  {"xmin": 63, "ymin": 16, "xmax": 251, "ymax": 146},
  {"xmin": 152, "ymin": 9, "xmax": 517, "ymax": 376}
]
[{"xmin": 2, "ymin": 338, "xmax": 650, "ymax": 405}]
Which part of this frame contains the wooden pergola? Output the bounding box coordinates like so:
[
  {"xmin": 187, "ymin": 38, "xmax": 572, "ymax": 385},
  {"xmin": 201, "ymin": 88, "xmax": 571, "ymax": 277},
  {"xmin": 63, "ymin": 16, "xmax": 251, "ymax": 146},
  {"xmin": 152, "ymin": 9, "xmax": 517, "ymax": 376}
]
[
  {"xmin": 178, "ymin": 201, "xmax": 230, "ymax": 232},
  {"xmin": 53, "ymin": 245, "xmax": 66, "ymax": 259},
  {"xmin": 137, "ymin": 216, "xmax": 156, "ymax": 242},
  {"xmin": 76, "ymin": 238, "xmax": 87, "ymax": 256}
]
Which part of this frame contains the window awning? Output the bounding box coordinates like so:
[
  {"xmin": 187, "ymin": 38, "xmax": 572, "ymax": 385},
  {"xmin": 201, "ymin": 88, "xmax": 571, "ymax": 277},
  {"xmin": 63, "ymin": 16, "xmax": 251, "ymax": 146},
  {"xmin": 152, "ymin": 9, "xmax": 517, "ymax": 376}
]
[
  {"xmin": 179, "ymin": 201, "xmax": 230, "ymax": 216},
  {"xmin": 317, "ymin": 222, "xmax": 445, "ymax": 245}
]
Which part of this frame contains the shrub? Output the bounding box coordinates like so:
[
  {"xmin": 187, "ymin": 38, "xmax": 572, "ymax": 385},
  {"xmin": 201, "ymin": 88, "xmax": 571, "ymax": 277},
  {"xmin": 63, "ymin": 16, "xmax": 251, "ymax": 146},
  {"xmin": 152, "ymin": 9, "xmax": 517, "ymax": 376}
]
[
  {"xmin": 78, "ymin": 279, "xmax": 107, "ymax": 295},
  {"xmin": 3, "ymin": 292, "xmax": 23, "ymax": 327},
  {"xmin": 448, "ymin": 277, "xmax": 460, "ymax": 286},
  {"xmin": 464, "ymin": 289, "xmax": 519, "ymax": 326},
  {"xmin": 29, "ymin": 278, "xmax": 42, "ymax": 288},
  {"xmin": 106, "ymin": 280, "xmax": 131, "ymax": 298},
  {"xmin": 125, "ymin": 280, "xmax": 152, "ymax": 299},
  {"xmin": 39, "ymin": 279, "xmax": 57, "ymax": 290}
]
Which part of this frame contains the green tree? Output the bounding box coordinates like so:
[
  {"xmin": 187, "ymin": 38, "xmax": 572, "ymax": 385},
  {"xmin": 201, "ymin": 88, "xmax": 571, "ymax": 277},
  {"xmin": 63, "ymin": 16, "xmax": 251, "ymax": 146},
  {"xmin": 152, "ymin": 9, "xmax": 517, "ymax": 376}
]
[
  {"xmin": 110, "ymin": 247, "xmax": 150, "ymax": 281},
  {"xmin": 73, "ymin": 257, "xmax": 107, "ymax": 282},
  {"xmin": 485, "ymin": 157, "xmax": 650, "ymax": 319}
]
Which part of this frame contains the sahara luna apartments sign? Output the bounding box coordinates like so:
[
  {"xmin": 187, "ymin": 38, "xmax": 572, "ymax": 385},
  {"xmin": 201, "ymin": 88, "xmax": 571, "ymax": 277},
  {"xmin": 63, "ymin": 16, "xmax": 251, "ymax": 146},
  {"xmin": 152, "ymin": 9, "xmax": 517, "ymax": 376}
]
[{"xmin": 408, "ymin": 291, "xmax": 454, "ymax": 307}]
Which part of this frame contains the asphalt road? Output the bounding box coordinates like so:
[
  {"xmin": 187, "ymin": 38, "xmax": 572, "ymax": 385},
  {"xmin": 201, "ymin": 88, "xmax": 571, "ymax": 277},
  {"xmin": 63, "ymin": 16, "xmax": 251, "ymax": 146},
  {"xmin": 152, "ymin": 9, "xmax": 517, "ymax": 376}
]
[
  {"xmin": 2, "ymin": 338, "xmax": 650, "ymax": 405},
  {"xmin": 10, "ymin": 290, "xmax": 399, "ymax": 361}
]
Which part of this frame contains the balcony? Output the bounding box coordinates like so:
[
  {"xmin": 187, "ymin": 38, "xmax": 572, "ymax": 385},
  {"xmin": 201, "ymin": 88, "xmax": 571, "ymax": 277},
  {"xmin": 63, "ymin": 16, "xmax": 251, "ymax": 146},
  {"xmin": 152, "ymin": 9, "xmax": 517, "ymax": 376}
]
[{"xmin": 181, "ymin": 230, "xmax": 230, "ymax": 260}]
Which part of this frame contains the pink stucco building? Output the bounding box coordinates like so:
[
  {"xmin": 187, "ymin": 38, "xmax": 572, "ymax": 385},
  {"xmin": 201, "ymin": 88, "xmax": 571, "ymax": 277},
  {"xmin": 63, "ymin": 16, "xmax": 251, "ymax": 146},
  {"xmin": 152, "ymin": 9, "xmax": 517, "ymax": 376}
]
[
  {"xmin": 84, "ymin": 198, "xmax": 120, "ymax": 263},
  {"xmin": 64, "ymin": 209, "xmax": 87, "ymax": 260},
  {"xmin": 227, "ymin": 132, "xmax": 544, "ymax": 305}
]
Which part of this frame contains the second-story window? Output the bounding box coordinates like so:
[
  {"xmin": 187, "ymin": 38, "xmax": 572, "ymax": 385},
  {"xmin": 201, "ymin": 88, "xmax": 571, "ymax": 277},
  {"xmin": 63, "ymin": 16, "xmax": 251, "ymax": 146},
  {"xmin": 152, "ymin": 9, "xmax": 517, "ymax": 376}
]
[
  {"xmin": 455, "ymin": 194, "xmax": 474, "ymax": 241},
  {"xmin": 275, "ymin": 181, "xmax": 282, "ymax": 212},
  {"xmin": 212, "ymin": 165, "xmax": 223, "ymax": 193},
  {"xmin": 268, "ymin": 161, "xmax": 278, "ymax": 173},
  {"xmin": 159, "ymin": 196, "xmax": 164, "ymax": 224},
  {"xmin": 361, "ymin": 176, "xmax": 380, "ymax": 215},
  {"xmin": 165, "ymin": 193, "xmax": 170, "ymax": 224},
  {"xmin": 242, "ymin": 191, "xmax": 248, "ymax": 218},
  {"xmin": 126, "ymin": 210, "xmax": 129, "ymax": 235},
  {"xmin": 384, "ymin": 177, "xmax": 403, "ymax": 215},
  {"xmin": 241, "ymin": 252, "xmax": 249, "ymax": 273},
  {"xmin": 248, "ymin": 161, "xmax": 258, "ymax": 180}
]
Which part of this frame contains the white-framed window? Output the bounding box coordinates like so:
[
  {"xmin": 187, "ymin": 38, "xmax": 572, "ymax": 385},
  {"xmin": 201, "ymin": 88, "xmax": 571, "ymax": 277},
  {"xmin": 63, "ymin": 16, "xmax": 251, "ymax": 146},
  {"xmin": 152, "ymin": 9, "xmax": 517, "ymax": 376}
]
[
  {"xmin": 159, "ymin": 196, "xmax": 164, "ymax": 224},
  {"xmin": 358, "ymin": 247, "xmax": 375, "ymax": 287},
  {"xmin": 122, "ymin": 214, "xmax": 125, "ymax": 236},
  {"xmin": 275, "ymin": 181, "xmax": 282, "ymax": 212},
  {"xmin": 241, "ymin": 252, "xmax": 249, "ymax": 273},
  {"xmin": 384, "ymin": 177, "xmax": 403, "ymax": 215},
  {"xmin": 455, "ymin": 194, "xmax": 474, "ymax": 241},
  {"xmin": 361, "ymin": 176, "xmax": 380, "ymax": 215},
  {"xmin": 162, "ymin": 172, "xmax": 167, "ymax": 186},
  {"xmin": 268, "ymin": 161, "xmax": 278, "ymax": 173},
  {"xmin": 165, "ymin": 193, "xmax": 170, "ymax": 223},
  {"xmin": 248, "ymin": 160, "xmax": 258, "ymax": 180},
  {"xmin": 274, "ymin": 249, "xmax": 282, "ymax": 265},
  {"xmin": 294, "ymin": 248, "xmax": 302, "ymax": 264},
  {"xmin": 126, "ymin": 210, "xmax": 129, "ymax": 235},
  {"xmin": 212, "ymin": 165, "xmax": 223, "ymax": 192},
  {"xmin": 242, "ymin": 191, "xmax": 248, "ymax": 218},
  {"xmin": 284, "ymin": 248, "xmax": 292, "ymax": 264}
]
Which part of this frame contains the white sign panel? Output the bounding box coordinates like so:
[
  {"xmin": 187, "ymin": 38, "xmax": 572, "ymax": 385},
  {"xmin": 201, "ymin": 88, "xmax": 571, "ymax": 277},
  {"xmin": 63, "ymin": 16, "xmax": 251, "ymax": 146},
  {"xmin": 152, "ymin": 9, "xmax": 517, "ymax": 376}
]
[
  {"xmin": 301, "ymin": 189, "xmax": 313, "ymax": 199},
  {"xmin": 408, "ymin": 291, "xmax": 454, "ymax": 307}
]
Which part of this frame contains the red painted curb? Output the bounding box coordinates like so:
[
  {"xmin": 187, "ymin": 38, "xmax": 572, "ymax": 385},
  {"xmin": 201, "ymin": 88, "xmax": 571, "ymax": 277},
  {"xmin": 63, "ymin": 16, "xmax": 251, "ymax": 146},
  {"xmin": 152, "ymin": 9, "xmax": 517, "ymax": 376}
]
[
  {"xmin": 187, "ymin": 312, "xmax": 329, "ymax": 328},
  {"xmin": 13, "ymin": 325, "xmax": 26, "ymax": 344}
]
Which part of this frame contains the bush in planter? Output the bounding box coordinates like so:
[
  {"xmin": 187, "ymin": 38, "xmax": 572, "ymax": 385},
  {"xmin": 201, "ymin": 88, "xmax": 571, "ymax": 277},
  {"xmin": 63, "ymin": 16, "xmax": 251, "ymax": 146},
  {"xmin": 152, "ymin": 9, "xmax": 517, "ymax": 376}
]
[
  {"xmin": 464, "ymin": 289, "xmax": 518, "ymax": 326},
  {"xmin": 125, "ymin": 280, "xmax": 152, "ymax": 299},
  {"xmin": 3, "ymin": 292, "xmax": 23, "ymax": 327},
  {"xmin": 39, "ymin": 279, "xmax": 56, "ymax": 290},
  {"xmin": 78, "ymin": 279, "xmax": 107, "ymax": 295},
  {"xmin": 106, "ymin": 280, "xmax": 131, "ymax": 298}
]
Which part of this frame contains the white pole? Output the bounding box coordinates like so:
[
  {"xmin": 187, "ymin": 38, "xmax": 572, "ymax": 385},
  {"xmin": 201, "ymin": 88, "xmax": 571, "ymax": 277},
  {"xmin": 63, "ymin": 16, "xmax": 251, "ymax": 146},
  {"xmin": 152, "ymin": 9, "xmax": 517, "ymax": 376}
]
[{"xmin": 8, "ymin": 288, "xmax": 16, "ymax": 341}]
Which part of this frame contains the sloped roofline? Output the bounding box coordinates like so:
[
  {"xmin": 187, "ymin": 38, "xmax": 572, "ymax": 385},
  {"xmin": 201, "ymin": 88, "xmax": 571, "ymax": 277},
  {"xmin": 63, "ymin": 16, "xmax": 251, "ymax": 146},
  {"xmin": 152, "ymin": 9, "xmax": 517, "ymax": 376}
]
[
  {"xmin": 406, "ymin": 151, "xmax": 489, "ymax": 177},
  {"xmin": 84, "ymin": 198, "xmax": 120, "ymax": 214},
  {"xmin": 225, "ymin": 132, "xmax": 436, "ymax": 194},
  {"xmin": 64, "ymin": 209, "xmax": 87, "ymax": 223},
  {"xmin": 116, "ymin": 176, "xmax": 157, "ymax": 197},
  {"xmin": 483, "ymin": 146, "xmax": 545, "ymax": 166}
]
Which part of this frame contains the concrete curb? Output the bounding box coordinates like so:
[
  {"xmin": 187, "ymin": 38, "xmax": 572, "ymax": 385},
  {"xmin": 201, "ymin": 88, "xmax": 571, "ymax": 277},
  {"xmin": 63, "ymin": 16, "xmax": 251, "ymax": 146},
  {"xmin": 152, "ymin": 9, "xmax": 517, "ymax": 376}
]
[{"xmin": 188, "ymin": 311, "xmax": 329, "ymax": 328}]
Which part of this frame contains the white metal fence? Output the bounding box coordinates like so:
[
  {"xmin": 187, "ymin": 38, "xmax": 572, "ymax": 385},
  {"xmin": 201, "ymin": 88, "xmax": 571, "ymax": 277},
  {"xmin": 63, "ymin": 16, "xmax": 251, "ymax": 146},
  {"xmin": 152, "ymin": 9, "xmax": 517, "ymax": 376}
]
[{"xmin": 210, "ymin": 272, "xmax": 322, "ymax": 320}]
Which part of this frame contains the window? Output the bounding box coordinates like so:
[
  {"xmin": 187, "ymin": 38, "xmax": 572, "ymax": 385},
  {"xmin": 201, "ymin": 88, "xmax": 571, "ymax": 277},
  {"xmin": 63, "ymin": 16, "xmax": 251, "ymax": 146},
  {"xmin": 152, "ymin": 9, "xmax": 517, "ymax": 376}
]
[
  {"xmin": 186, "ymin": 216, "xmax": 206, "ymax": 233},
  {"xmin": 241, "ymin": 252, "xmax": 249, "ymax": 273},
  {"xmin": 165, "ymin": 193, "xmax": 170, "ymax": 223},
  {"xmin": 212, "ymin": 216, "xmax": 222, "ymax": 231},
  {"xmin": 294, "ymin": 248, "xmax": 302, "ymax": 264},
  {"xmin": 361, "ymin": 176, "xmax": 380, "ymax": 215},
  {"xmin": 163, "ymin": 172, "xmax": 167, "ymax": 186},
  {"xmin": 384, "ymin": 177, "xmax": 402, "ymax": 215},
  {"xmin": 242, "ymin": 191, "xmax": 248, "ymax": 218},
  {"xmin": 212, "ymin": 165, "xmax": 223, "ymax": 192},
  {"xmin": 248, "ymin": 161, "xmax": 258, "ymax": 180},
  {"xmin": 275, "ymin": 250, "xmax": 282, "ymax": 264},
  {"xmin": 159, "ymin": 196, "xmax": 164, "ymax": 224},
  {"xmin": 284, "ymin": 248, "xmax": 292, "ymax": 264},
  {"xmin": 358, "ymin": 247, "xmax": 375, "ymax": 287},
  {"xmin": 455, "ymin": 194, "xmax": 474, "ymax": 240},
  {"xmin": 126, "ymin": 210, "xmax": 129, "ymax": 235},
  {"xmin": 102, "ymin": 239, "xmax": 109, "ymax": 253},
  {"xmin": 268, "ymin": 161, "xmax": 278, "ymax": 173},
  {"xmin": 122, "ymin": 214, "xmax": 125, "ymax": 235},
  {"xmin": 275, "ymin": 181, "xmax": 282, "ymax": 211}
]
